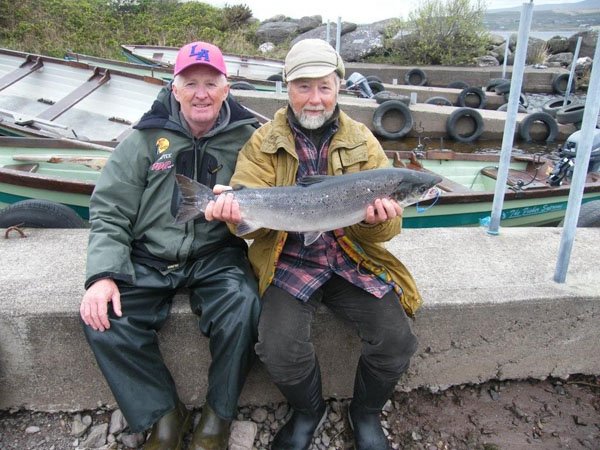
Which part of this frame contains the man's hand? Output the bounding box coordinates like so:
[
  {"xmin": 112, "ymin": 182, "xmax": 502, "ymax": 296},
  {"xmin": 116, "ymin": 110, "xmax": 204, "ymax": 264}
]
[
  {"xmin": 363, "ymin": 198, "xmax": 403, "ymax": 224},
  {"xmin": 204, "ymin": 184, "xmax": 242, "ymax": 224},
  {"xmin": 80, "ymin": 278, "xmax": 122, "ymax": 332}
]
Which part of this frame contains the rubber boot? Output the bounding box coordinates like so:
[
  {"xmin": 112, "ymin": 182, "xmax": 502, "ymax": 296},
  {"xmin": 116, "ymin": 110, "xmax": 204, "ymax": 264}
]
[
  {"xmin": 143, "ymin": 401, "xmax": 191, "ymax": 450},
  {"xmin": 348, "ymin": 358, "xmax": 397, "ymax": 450},
  {"xmin": 271, "ymin": 362, "xmax": 327, "ymax": 450},
  {"xmin": 189, "ymin": 403, "xmax": 231, "ymax": 450}
]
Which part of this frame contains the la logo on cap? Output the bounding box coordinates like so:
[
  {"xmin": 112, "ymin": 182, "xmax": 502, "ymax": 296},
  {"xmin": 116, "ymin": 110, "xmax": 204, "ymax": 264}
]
[{"xmin": 189, "ymin": 44, "xmax": 211, "ymax": 62}]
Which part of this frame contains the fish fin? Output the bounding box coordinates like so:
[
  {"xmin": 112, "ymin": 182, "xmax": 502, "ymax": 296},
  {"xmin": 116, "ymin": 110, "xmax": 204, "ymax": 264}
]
[
  {"xmin": 235, "ymin": 220, "xmax": 261, "ymax": 237},
  {"xmin": 174, "ymin": 174, "xmax": 214, "ymax": 223},
  {"xmin": 303, "ymin": 232, "xmax": 322, "ymax": 246},
  {"xmin": 297, "ymin": 175, "xmax": 332, "ymax": 187},
  {"xmin": 175, "ymin": 205, "xmax": 204, "ymax": 224}
]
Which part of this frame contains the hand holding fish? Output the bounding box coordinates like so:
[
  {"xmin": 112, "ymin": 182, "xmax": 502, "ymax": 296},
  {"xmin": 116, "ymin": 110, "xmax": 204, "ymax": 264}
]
[
  {"xmin": 363, "ymin": 198, "xmax": 403, "ymax": 225},
  {"xmin": 204, "ymin": 184, "xmax": 241, "ymax": 224}
]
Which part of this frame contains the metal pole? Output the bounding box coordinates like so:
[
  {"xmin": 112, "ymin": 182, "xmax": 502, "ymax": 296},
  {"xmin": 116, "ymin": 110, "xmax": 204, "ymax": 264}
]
[
  {"xmin": 502, "ymin": 33, "xmax": 509, "ymax": 79},
  {"xmin": 563, "ymin": 37, "xmax": 582, "ymax": 107},
  {"xmin": 554, "ymin": 32, "xmax": 600, "ymax": 283},
  {"xmin": 487, "ymin": 1, "xmax": 534, "ymax": 235},
  {"xmin": 326, "ymin": 21, "xmax": 331, "ymax": 44},
  {"xmin": 336, "ymin": 17, "xmax": 342, "ymax": 55}
]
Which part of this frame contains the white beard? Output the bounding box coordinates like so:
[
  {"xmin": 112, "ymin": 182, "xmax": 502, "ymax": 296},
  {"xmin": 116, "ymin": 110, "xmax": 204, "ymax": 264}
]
[{"xmin": 297, "ymin": 108, "xmax": 335, "ymax": 130}]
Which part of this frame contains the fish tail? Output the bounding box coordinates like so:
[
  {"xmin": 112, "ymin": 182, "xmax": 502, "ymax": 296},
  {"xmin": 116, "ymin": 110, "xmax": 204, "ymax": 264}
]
[{"xmin": 174, "ymin": 174, "xmax": 214, "ymax": 224}]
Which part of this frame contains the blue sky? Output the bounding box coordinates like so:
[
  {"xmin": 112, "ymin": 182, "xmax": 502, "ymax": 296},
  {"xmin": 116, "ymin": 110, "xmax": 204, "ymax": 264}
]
[{"xmin": 200, "ymin": 0, "xmax": 582, "ymax": 24}]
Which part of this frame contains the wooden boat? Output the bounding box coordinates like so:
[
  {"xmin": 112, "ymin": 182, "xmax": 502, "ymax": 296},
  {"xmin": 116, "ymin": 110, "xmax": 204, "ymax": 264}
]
[
  {"xmin": 121, "ymin": 44, "xmax": 285, "ymax": 81},
  {"xmin": 0, "ymin": 137, "xmax": 112, "ymax": 224},
  {"xmin": 2, "ymin": 135, "xmax": 600, "ymax": 229},
  {"xmin": 0, "ymin": 48, "xmax": 166, "ymax": 142}
]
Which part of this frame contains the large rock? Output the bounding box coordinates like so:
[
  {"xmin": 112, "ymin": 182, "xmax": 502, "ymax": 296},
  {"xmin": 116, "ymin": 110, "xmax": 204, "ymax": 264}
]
[
  {"xmin": 568, "ymin": 30, "xmax": 599, "ymax": 58},
  {"xmin": 338, "ymin": 24, "xmax": 386, "ymax": 61},
  {"xmin": 256, "ymin": 21, "xmax": 300, "ymax": 44},
  {"xmin": 297, "ymin": 15, "xmax": 322, "ymax": 33},
  {"xmin": 547, "ymin": 36, "xmax": 570, "ymax": 54},
  {"xmin": 291, "ymin": 22, "xmax": 358, "ymax": 46},
  {"xmin": 546, "ymin": 52, "xmax": 573, "ymax": 67}
]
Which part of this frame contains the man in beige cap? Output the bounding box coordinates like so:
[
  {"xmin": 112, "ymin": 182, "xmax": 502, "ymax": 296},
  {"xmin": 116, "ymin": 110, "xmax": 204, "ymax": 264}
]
[{"xmin": 206, "ymin": 38, "xmax": 420, "ymax": 450}]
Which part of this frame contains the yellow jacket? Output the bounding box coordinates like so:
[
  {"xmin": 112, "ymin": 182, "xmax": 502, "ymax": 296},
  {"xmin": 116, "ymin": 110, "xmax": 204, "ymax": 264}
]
[{"xmin": 230, "ymin": 107, "xmax": 423, "ymax": 315}]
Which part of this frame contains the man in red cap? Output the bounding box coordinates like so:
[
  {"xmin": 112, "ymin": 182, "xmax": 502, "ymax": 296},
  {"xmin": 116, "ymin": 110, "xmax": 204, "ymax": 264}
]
[{"xmin": 80, "ymin": 41, "xmax": 261, "ymax": 450}]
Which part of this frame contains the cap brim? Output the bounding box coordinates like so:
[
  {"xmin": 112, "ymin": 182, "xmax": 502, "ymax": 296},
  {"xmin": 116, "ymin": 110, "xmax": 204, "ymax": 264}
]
[{"xmin": 286, "ymin": 65, "xmax": 337, "ymax": 82}]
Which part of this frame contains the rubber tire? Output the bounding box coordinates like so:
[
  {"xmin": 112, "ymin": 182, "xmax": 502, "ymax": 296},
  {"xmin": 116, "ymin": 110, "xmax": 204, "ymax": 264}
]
[
  {"xmin": 485, "ymin": 77, "xmax": 509, "ymax": 92},
  {"xmin": 404, "ymin": 68, "xmax": 427, "ymax": 86},
  {"xmin": 0, "ymin": 199, "xmax": 86, "ymax": 228},
  {"xmin": 552, "ymin": 73, "xmax": 575, "ymax": 95},
  {"xmin": 230, "ymin": 81, "xmax": 256, "ymax": 90},
  {"xmin": 518, "ymin": 112, "xmax": 559, "ymax": 143},
  {"xmin": 368, "ymin": 80, "xmax": 385, "ymax": 94},
  {"xmin": 366, "ymin": 75, "xmax": 383, "ymax": 83},
  {"xmin": 372, "ymin": 100, "xmax": 414, "ymax": 140},
  {"xmin": 373, "ymin": 91, "xmax": 410, "ymax": 105},
  {"xmin": 494, "ymin": 81, "xmax": 511, "ymax": 95},
  {"xmin": 555, "ymin": 103, "xmax": 585, "ymax": 124},
  {"xmin": 425, "ymin": 96, "xmax": 453, "ymax": 106},
  {"xmin": 267, "ymin": 74, "xmax": 284, "ymax": 82},
  {"xmin": 446, "ymin": 107, "xmax": 484, "ymax": 143},
  {"xmin": 447, "ymin": 81, "xmax": 469, "ymax": 89},
  {"xmin": 559, "ymin": 200, "xmax": 600, "ymax": 227},
  {"xmin": 457, "ymin": 87, "xmax": 487, "ymax": 109},
  {"xmin": 542, "ymin": 97, "xmax": 575, "ymax": 117},
  {"xmin": 497, "ymin": 103, "xmax": 527, "ymax": 113}
]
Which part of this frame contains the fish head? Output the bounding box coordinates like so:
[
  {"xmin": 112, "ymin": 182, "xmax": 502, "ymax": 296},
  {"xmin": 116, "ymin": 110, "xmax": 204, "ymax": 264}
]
[{"xmin": 390, "ymin": 170, "xmax": 443, "ymax": 207}]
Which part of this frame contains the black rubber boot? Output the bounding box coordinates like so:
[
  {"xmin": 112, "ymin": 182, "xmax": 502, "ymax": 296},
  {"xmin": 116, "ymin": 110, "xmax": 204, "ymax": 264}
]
[
  {"xmin": 348, "ymin": 358, "xmax": 397, "ymax": 450},
  {"xmin": 189, "ymin": 403, "xmax": 231, "ymax": 450},
  {"xmin": 271, "ymin": 362, "xmax": 327, "ymax": 450},
  {"xmin": 143, "ymin": 401, "xmax": 191, "ymax": 450}
]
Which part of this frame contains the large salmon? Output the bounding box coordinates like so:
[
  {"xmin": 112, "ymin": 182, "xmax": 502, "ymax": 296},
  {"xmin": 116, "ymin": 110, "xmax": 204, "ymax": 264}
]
[{"xmin": 175, "ymin": 168, "xmax": 441, "ymax": 245}]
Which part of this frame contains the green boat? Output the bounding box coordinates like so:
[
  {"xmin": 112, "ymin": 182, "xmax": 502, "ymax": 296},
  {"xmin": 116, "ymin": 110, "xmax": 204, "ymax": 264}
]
[
  {"xmin": 2, "ymin": 134, "xmax": 600, "ymax": 229},
  {"xmin": 0, "ymin": 137, "xmax": 112, "ymax": 226}
]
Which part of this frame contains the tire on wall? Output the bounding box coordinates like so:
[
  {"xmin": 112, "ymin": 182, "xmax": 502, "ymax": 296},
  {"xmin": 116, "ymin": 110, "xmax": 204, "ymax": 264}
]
[
  {"xmin": 230, "ymin": 81, "xmax": 256, "ymax": 90},
  {"xmin": 541, "ymin": 97, "xmax": 575, "ymax": 117},
  {"xmin": 372, "ymin": 100, "xmax": 414, "ymax": 140},
  {"xmin": 552, "ymin": 73, "xmax": 575, "ymax": 95},
  {"xmin": 518, "ymin": 112, "xmax": 559, "ymax": 143},
  {"xmin": 446, "ymin": 107, "xmax": 484, "ymax": 143},
  {"xmin": 425, "ymin": 96, "xmax": 453, "ymax": 106},
  {"xmin": 0, "ymin": 199, "xmax": 86, "ymax": 228},
  {"xmin": 404, "ymin": 68, "xmax": 427, "ymax": 86},
  {"xmin": 457, "ymin": 87, "xmax": 487, "ymax": 109}
]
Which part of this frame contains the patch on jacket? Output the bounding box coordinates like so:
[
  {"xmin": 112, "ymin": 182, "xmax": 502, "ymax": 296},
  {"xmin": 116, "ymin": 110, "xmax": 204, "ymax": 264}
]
[
  {"xmin": 151, "ymin": 152, "xmax": 174, "ymax": 171},
  {"xmin": 156, "ymin": 137, "xmax": 170, "ymax": 153}
]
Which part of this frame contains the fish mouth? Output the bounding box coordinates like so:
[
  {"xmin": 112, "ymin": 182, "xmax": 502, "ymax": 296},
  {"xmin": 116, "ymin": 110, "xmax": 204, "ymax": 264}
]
[{"xmin": 420, "ymin": 186, "xmax": 442, "ymax": 202}]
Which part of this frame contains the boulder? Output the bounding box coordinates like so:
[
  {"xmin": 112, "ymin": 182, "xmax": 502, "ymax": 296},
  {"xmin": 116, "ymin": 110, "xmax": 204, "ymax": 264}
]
[
  {"xmin": 568, "ymin": 30, "xmax": 599, "ymax": 58},
  {"xmin": 256, "ymin": 21, "xmax": 300, "ymax": 44},
  {"xmin": 297, "ymin": 15, "xmax": 322, "ymax": 33},
  {"xmin": 547, "ymin": 36, "xmax": 570, "ymax": 54},
  {"xmin": 291, "ymin": 22, "xmax": 358, "ymax": 46},
  {"xmin": 545, "ymin": 52, "xmax": 573, "ymax": 67},
  {"xmin": 338, "ymin": 25, "xmax": 386, "ymax": 62}
]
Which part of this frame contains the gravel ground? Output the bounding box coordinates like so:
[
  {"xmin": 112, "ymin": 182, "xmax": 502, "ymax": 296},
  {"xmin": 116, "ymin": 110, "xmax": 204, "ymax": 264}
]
[{"xmin": 1, "ymin": 375, "xmax": 598, "ymax": 450}]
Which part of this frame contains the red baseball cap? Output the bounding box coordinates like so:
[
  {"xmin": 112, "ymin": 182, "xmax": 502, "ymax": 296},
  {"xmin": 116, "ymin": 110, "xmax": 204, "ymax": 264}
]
[{"xmin": 173, "ymin": 41, "xmax": 227, "ymax": 77}]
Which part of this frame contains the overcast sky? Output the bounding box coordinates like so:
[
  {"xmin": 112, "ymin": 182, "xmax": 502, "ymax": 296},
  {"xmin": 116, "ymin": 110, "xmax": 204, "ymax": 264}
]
[{"xmin": 201, "ymin": 0, "xmax": 581, "ymax": 24}]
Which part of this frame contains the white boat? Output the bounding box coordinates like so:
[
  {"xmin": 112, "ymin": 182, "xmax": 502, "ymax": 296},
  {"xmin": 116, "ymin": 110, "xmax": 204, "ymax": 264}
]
[{"xmin": 0, "ymin": 48, "xmax": 166, "ymax": 142}]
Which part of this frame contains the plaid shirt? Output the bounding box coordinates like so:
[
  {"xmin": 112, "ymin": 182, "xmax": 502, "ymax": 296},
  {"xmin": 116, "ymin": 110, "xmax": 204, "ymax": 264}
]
[{"xmin": 271, "ymin": 113, "xmax": 391, "ymax": 302}]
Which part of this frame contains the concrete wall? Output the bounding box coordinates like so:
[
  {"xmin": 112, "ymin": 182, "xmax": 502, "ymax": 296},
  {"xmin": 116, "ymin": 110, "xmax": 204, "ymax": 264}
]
[
  {"xmin": 232, "ymin": 90, "xmax": 578, "ymax": 141},
  {"xmin": 1, "ymin": 227, "xmax": 599, "ymax": 412}
]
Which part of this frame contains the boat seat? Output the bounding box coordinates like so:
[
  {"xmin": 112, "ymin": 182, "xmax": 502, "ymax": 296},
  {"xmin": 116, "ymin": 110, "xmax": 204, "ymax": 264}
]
[
  {"xmin": 480, "ymin": 167, "xmax": 548, "ymax": 189},
  {"xmin": 4, "ymin": 163, "xmax": 39, "ymax": 173},
  {"xmin": 405, "ymin": 162, "xmax": 473, "ymax": 193}
]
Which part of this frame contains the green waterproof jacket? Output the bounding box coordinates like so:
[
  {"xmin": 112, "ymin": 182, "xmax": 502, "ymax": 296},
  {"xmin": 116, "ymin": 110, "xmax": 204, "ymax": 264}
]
[
  {"xmin": 85, "ymin": 85, "xmax": 259, "ymax": 288},
  {"xmin": 229, "ymin": 107, "xmax": 423, "ymax": 316}
]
